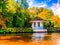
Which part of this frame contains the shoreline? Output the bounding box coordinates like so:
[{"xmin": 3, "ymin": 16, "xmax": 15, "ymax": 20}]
[{"xmin": 0, "ymin": 31, "xmax": 60, "ymax": 34}]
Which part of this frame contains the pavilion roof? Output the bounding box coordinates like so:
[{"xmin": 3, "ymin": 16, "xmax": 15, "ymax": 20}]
[{"xmin": 32, "ymin": 16, "xmax": 46, "ymax": 21}]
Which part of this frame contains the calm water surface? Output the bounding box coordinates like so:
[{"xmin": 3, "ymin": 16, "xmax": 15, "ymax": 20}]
[{"xmin": 0, "ymin": 33, "xmax": 60, "ymax": 45}]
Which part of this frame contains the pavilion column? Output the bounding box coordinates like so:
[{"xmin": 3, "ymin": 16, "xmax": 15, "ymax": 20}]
[
  {"xmin": 36, "ymin": 22, "xmax": 38, "ymax": 27},
  {"xmin": 32, "ymin": 22, "xmax": 34, "ymax": 29},
  {"xmin": 40, "ymin": 22, "xmax": 43, "ymax": 29}
]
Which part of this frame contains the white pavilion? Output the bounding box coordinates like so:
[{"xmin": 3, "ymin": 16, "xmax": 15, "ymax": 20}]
[{"xmin": 30, "ymin": 16, "xmax": 47, "ymax": 32}]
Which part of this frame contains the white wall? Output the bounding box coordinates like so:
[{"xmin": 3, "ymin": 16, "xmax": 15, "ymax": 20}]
[{"xmin": 32, "ymin": 21, "xmax": 44, "ymax": 30}]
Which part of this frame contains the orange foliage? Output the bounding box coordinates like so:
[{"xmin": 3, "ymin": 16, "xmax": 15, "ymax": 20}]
[
  {"xmin": 56, "ymin": 18, "xmax": 60, "ymax": 23},
  {"xmin": 0, "ymin": 13, "xmax": 7, "ymax": 29},
  {"xmin": 52, "ymin": 15, "xmax": 60, "ymax": 23},
  {"xmin": 52, "ymin": 15, "xmax": 60, "ymax": 27}
]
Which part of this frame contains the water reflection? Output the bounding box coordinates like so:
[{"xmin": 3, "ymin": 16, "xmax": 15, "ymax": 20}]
[
  {"xmin": 0, "ymin": 33, "xmax": 33, "ymax": 42},
  {"xmin": 32, "ymin": 33, "xmax": 52, "ymax": 41},
  {"xmin": 0, "ymin": 33, "xmax": 52, "ymax": 41},
  {"xmin": 0, "ymin": 33, "xmax": 60, "ymax": 45},
  {"xmin": 32, "ymin": 33, "xmax": 46, "ymax": 41}
]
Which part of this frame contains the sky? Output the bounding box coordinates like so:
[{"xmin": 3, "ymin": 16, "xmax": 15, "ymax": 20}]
[
  {"xmin": 16, "ymin": 0, "xmax": 60, "ymax": 17},
  {"xmin": 27, "ymin": 0, "xmax": 60, "ymax": 17}
]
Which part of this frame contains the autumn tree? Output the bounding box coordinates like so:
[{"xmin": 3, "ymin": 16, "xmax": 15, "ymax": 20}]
[
  {"xmin": 0, "ymin": 0, "xmax": 8, "ymax": 29},
  {"xmin": 38, "ymin": 8, "xmax": 54, "ymax": 29},
  {"xmin": 29, "ymin": 7, "xmax": 38, "ymax": 19},
  {"xmin": 29, "ymin": 7, "xmax": 54, "ymax": 29},
  {"xmin": 52, "ymin": 15, "xmax": 60, "ymax": 28}
]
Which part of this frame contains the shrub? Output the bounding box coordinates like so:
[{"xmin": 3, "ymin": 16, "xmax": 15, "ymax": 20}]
[
  {"xmin": 18, "ymin": 28, "xmax": 33, "ymax": 32},
  {"xmin": 6, "ymin": 28, "xmax": 16, "ymax": 32},
  {"xmin": 0, "ymin": 27, "xmax": 33, "ymax": 33},
  {"xmin": 0, "ymin": 30, "xmax": 5, "ymax": 33}
]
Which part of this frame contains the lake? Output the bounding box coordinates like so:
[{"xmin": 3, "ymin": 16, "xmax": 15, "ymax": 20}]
[{"xmin": 0, "ymin": 33, "xmax": 60, "ymax": 45}]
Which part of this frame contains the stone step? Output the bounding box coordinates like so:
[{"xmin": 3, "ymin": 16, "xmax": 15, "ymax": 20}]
[{"xmin": 33, "ymin": 29, "xmax": 47, "ymax": 32}]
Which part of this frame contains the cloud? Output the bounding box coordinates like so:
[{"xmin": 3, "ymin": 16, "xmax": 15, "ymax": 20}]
[
  {"xmin": 33, "ymin": 2, "xmax": 47, "ymax": 8},
  {"xmin": 27, "ymin": 0, "xmax": 35, "ymax": 8},
  {"xmin": 51, "ymin": 3, "xmax": 60, "ymax": 17},
  {"xmin": 27, "ymin": 0, "xmax": 47, "ymax": 8},
  {"xmin": 27, "ymin": 0, "xmax": 34, "ymax": 8}
]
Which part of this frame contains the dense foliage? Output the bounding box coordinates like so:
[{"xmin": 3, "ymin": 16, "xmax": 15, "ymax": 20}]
[{"xmin": 0, "ymin": 0, "xmax": 60, "ymax": 30}]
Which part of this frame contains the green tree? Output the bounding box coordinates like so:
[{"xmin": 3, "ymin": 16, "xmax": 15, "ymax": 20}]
[
  {"xmin": 0, "ymin": 0, "xmax": 8, "ymax": 29},
  {"xmin": 13, "ymin": 0, "xmax": 30, "ymax": 27}
]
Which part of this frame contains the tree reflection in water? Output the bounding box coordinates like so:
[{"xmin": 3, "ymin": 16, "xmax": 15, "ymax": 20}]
[
  {"xmin": 0, "ymin": 33, "xmax": 52, "ymax": 42},
  {"xmin": 0, "ymin": 33, "xmax": 33, "ymax": 42},
  {"xmin": 0, "ymin": 33, "xmax": 60, "ymax": 45}
]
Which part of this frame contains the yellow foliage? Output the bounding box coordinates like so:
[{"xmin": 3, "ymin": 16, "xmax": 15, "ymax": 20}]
[
  {"xmin": 38, "ymin": 11, "xmax": 48, "ymax": 20},
  {"xmin": 6, "ymin": 0, "xmax": 16, "ymax": 13},
  {"xmin": 29, "ymin": 7, "xmax": 37, "ymax": 18}
]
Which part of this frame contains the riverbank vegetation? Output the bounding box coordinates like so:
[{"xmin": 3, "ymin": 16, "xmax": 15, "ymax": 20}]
[
  {"xmin": 0, "ymin": 28, "xmax": 33, "ymax": 33},
  {"xmin": 0, "ymin": 0, "xmax": 60, "ymax": 32}
]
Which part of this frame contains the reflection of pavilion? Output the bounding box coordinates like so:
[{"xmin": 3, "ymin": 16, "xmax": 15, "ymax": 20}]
[
  {"xmin": 30, "ymin": 16, "xmax": 47, "ymax": 32},
  {"xmin": 32, "ymin": 33, "xmax": 46, "ymax": 41}
]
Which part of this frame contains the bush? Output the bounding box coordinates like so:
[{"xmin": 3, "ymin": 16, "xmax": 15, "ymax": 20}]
[
  {"xmin": 6, "ymin": 28, "xmax": 16, "ymax": 33},
  {"xmin": 0, "ymin": 30, "xmax": 5, "ymax": 33},
  {"xmin": 47, "ymin": 27, "xmax": 57, "ymax": 33},
  {"xmin": 0, "ymin": 27, "xmax": 33, "ymax": 33},
  {"xmin": 17, "ymin": 28, "xmax": 33, "ymax": 33}
]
